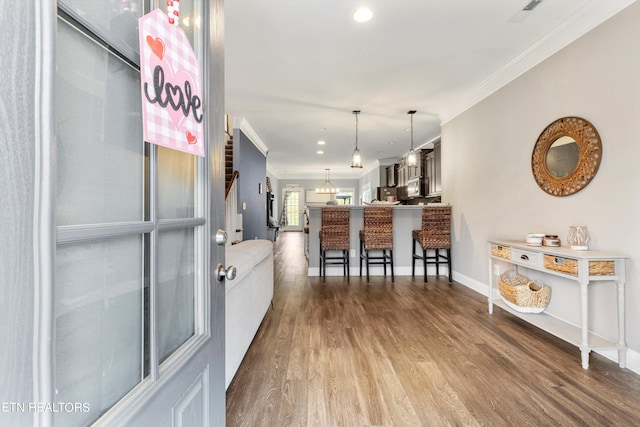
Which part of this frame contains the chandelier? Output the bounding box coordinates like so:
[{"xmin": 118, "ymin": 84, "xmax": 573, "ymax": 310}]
[
  {"xmin": 316, "ymin": 168, "xmax": 339, "ymax": 194},
  {"xmin": 351, "ymin": 110, "xmax": 363, "ymax": 168},
  {"xmin": 407, "ymin": 110, "xmax": 417, "ymax": 167}
]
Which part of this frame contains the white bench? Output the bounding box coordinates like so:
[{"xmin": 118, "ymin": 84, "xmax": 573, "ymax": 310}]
[{"xmin": 225, "ymin": 240, "xmax": 274, "ymax": 389}]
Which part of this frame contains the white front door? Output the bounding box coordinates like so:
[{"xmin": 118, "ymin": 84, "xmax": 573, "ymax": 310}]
[{"xmin": 5, "ymin": 2, "xmax": 226, "ymax": 426}]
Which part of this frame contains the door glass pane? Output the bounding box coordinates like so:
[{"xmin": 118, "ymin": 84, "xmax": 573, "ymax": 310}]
[
  {"xmin": 159, "ymin": 0, "xmax": 202, "ymax": 53},
  {"xmin": 158, "ymin": 146, "xmax": 195, "ymax": 219},
  {"xmin": 55, "ymin": 236, "xmax": 143, "ymax": 427},
  {"xmin": 158, "ymin": 228, "xmax": 195, "ymax": 363},
  {"xmin": 56, "ymin": 18, "xmax": 144, "ymax": 226},
  {"xmin": 59, "ymin": 0, "xmax": 143, "ymax": 52}
]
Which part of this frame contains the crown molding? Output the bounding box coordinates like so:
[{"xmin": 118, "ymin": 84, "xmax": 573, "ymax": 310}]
[
  {"xmin": 440, "ymin": 0, "xmax": 636, "ymax": 125},
  {"xmin": 233, "ymin": 116, "xmax": 269, "ymax": 156}
]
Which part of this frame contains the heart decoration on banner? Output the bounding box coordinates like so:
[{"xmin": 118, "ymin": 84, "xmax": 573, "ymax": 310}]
[
  {"xmin": 186, "ymin": 131, "xmax": 197, "ymax": 145},
  {"xmin": 139, "ymin": 7, "xmax": 205, "ymax": 157},
  {"xmin": 146, "ymin": 35, "xmax": 165, "ymax": 59}
]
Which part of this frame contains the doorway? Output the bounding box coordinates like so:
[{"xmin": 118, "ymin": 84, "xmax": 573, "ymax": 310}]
[{"xmin": 280, "ymin": 187, "xmax": 304, "ymax": 232}]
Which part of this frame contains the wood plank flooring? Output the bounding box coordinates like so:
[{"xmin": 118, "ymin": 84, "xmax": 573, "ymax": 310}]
[{"xmin": 226, "ymin": 231, "xmax": 640, "ymax": 426}]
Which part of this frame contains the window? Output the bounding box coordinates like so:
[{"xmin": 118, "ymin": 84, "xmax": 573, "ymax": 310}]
[
  {"xmin": 335, "ymin": 190, "xmax": 354, "ymax": 205},
  {"xmin": 55, "ymin": 2, "xmax": 205, "ymax": 425}
]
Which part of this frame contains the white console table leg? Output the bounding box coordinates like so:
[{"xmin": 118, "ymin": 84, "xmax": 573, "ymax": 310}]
[
  {"xmin": 580, "ymin": 280, "xmax": 590, "ymax": 369},
  {"xmin": 488, "ymin": 257, "xmax": 494, "ymax": 314},
  {"xmin": 618, "ymin": 279, "xmax": 627, "ymax": 368}
]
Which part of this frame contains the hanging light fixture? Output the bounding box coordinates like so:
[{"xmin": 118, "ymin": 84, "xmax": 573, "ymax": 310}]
[
  {"xmin": 351, "ymin": 110, "xmax": 363, "ymax": 168},
  {"xmin": 316, "ymin": 168, "xmax": 340, "ymax": 194},
  {"xmin": 407, "ymin": 110, "xmax": 417, "ymax": 167}
]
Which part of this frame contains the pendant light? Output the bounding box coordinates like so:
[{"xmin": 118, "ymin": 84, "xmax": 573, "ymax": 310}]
[
  {"xmin": 316, "ymin": 168, "xmax": 339, "ymax": 194},
  {"xmin": 407, "ymin": 110, "xmax": 417, "ymax": 167},
  {"xmin": 351, "ymin": 110, "xmax": 363, "ymax": 168}
]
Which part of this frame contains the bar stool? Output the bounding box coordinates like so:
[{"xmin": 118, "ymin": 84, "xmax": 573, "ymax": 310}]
[
  {"xmin": 359, "ymin": 206, "xmax": 394, "ymax": 282},
  {"xmin": 412, "ymin": 205, "xmax": 452, "ymax": 283},
  {"xmin": 319, "ymin": 206, "xmax": 350, "ymax": 282}
]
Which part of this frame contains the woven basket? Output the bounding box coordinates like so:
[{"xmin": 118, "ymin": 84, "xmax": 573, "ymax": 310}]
[{"xmin": 499, "ymin": 271, "xmax": 551, "ymax": 314}]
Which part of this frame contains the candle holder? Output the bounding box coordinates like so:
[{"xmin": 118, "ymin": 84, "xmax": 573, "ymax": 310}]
[{"xmin": 567, "ymin": 226, "xmax": 590, "ymax": 250}]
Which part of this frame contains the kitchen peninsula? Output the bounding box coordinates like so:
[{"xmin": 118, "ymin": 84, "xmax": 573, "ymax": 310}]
[{"xmin": 307, "ymin": 204, "xmax": 451, "ymax": 278}]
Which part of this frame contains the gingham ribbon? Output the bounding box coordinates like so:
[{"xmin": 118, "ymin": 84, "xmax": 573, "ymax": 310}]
[{"xmin": 167, "ymin": 0, "xmax": 180, "ymax": 26}]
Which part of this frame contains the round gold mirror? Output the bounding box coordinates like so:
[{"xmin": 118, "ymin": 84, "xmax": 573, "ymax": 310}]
[{"xmin": 531, "ymin": 117, "xmax": 602, "ymax": 196}]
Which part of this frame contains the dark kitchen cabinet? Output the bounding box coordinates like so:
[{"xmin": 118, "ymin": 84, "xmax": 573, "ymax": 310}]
[
  {"xmin": 424, "ymin": 139, "xmax": 441, "ymax": 196},
  {"xmin": 386, "ymin": 164, "xmax": 398, "ymax": 187}
]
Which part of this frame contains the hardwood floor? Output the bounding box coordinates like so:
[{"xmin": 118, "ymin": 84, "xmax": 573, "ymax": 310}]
[{"xmin": 226, "ymin": 231, "xmax": 640, "ymax": 426}]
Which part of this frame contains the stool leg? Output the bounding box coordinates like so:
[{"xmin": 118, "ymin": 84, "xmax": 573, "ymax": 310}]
[
  {"xmin": 390, "ymin": 249, "xmax": 395, "ymax": 283},
  {"xmin": 423, "ymin": 247, "xmax": 427, "ymax": 283},
  {"xmin": 347, "ymin": 250, "xmax": 350, "ymax": 281},
  {"xmin": 447, "ymin": 248, "xmax": 452, "ymax": 282},
  {"xmin": 343, "ymin": 250, "xmax": 348, "ymax": 278},
  {"xmin": 383, "ymin": 250, "xmax": 387, "ymax": 276},
  {"xmin": 365, "ymin": 250, "xmax": 370, "ymax": 282},
  {"xmin": 359, "ymin": 239, "xmax": 363, "ymax": 277},
  {"xmin": 435, "ymin": 249, "xmax": 440, "ymax": 276},
  {"xmin": 320, "ymin": 239, "xmax": 325, "ymax": 282},
  {"xmin": 412, "ymin": 239, "xmax": 416, "ymax": 277}
]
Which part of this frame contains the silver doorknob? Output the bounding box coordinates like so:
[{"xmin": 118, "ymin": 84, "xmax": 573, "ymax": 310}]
[
  {"xmin": 214, "ymin": 229, "xmax": 228, "ymax": 245},
  {"xmin": 216, "ymin": 264, "xmax": 237, "ymax": 281}
]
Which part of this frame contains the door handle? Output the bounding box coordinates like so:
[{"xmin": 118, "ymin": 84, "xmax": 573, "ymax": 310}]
[
  {"xmin": 214, "ymin": 229, "xmax": 228, "ymax": 246},
  {"xmin": 216, "ymin": 264, "xmax": 237, "ymax": 281}
]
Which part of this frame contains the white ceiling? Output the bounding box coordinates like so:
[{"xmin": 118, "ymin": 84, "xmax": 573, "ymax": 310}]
[{"xmin": 225, "ymin": 0, "xmax": 634, "ymax": 180}]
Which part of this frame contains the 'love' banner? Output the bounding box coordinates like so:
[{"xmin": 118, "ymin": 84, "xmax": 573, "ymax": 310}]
[{"xmin": 139, "ymin": 8, "xmax": 204, "ymax": 156}]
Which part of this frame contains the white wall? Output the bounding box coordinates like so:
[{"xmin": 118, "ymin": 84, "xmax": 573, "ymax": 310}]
[
  {"xmin": 357, "ymin": 161, "xmax": 382, "ymax": 204},
  {"xmin": 442, "ymin": 2, "xmax": 640, "ymax": 371}
]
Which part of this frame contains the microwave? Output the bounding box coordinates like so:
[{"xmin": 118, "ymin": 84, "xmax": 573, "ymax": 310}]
[{"xmin": 407, "ymin": 177, "xmax": 421, "ymax": 198}]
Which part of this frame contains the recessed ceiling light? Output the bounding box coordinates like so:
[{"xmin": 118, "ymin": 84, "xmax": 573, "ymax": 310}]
[
  {"xmin": 317, "ymin": 140, "xmax": 326, "ymax": 145},
  {"xmin": 317, "ymin": 150, "xmax": 324, "ymax": 154},
  {"xmin": 353, "ymin": 6, "xmax": 373, "ymax": 23}
]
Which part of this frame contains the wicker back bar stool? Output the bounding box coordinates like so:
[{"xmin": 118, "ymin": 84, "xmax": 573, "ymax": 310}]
[
  {"xmin": 319, "ymin": 206, "xmax": 351, "ymax": 282},
  {"xmin": 412, "ymin": 205, "xmax": 452, "ymax": 283},
  {"xmin": 359, "ymin": 206, "xmax": 394, "ymax": 282}
]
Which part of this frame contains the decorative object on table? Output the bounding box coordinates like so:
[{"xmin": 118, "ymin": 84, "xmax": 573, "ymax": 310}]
[
  {"xmin": 531, "ymin": 117, "xmax": 602, "ymax": 197},
  {"xmin": 525, "ymin": 233, "xmax": 545, "ymax": 246},
  {"xmin": 542, "ymin": 235, "xmax": 561, "ymax": 246},
  {"xmin": 567, "ymin": 226, "xmax": 590, "ymax": 250},
  {"xmin": 350, "ymin": 110, "xmax": 363, "ymax": 168},
  {"xmin": 499, "ymin": 270, "xmax": 551, "ymax": 314}
]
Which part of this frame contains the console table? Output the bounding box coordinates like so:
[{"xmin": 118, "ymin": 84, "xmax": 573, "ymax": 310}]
[{"xmin": 487, "ymin": 239, "xmax": 627, "ymax": 369}]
